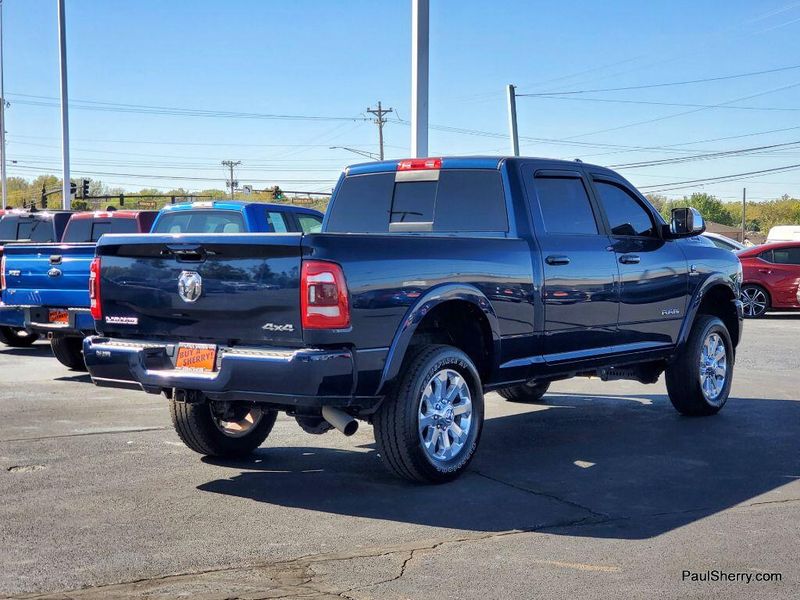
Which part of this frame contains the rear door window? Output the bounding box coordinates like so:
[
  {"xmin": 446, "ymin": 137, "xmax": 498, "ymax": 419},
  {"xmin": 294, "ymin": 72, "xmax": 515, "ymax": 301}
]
[
  {"xmin": 296, "ymin": 214, "xmax": 323, "ymax": 233},
  {"xmin": 771, "ymin": 247, "xmax": 800, "ymax": 265},
  {"xmin": 266, "ymin": 211, "xmax": 289, "ymax": 233},
  {"xmin": 534, "ymin": 176, "xmax": 599, "ymax": 235},
  {"xmin": 152, "ymin": 210, "xmax": 245, "ymax": 234}
]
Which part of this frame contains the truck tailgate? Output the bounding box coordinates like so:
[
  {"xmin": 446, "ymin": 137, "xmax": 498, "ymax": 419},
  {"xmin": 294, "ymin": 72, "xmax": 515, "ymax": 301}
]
[
  {"xmin": 1, "ymin": 243, "xmax": 95, "ymax": 307},
  {"xmin": 95, "ymin": 233, "xmax": 304, "ymax": 344}
]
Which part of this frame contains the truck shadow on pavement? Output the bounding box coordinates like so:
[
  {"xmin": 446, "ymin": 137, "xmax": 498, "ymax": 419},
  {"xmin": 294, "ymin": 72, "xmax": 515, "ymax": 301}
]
[{"xmin": 199, "ymin": 393, "xmax": 800, "ymax": 539}]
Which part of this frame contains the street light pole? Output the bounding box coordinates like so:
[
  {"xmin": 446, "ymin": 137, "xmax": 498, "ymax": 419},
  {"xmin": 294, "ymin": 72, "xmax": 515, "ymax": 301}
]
[
  {"xmin": 410, "ymin": 0, "xmax": 429, "ymax": 158},
  {"xmin": 57, "ymin": 0, "xmax": 71, "ymax": 210},
  {"xmin": 0, "ymin": 0, "xmax": 7, "ymax": 209},
  {"xmin": 506, "ymin": 84, "xmax": 519, "ymax": 157}
]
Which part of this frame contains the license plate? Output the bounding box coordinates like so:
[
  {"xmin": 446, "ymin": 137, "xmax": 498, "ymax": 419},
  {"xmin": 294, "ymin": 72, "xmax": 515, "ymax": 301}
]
[
  {"xmin": 175, "ymin": 343, "xmax": 217, "ymax": 372},
  {"xmin": 48, "ymin": 309, "xmax": 69, "ymax": 324}
]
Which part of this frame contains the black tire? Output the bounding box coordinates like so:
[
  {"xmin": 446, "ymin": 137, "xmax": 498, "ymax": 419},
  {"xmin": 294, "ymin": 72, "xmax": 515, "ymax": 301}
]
[
  {"xmin": 50, "ymin": 335, "xmax": 87, "ymax": 371},
  {"xmin": 740, "ymin": 284, "xmax": 770, "ymax": 318},
  {"xmin": 373, "ymin": 344, "xmax": 484, "ymax": 484},
  {"xmin": 666, "ymin": 315, "xmax": 733, "ymax": 416},
  {"xmin": 0, "ymin": 326, "xmax": 39, "ymax": 347},
  {"xmin": 497, "ymin": 382, "xmax": 550, "ymax": 403},
  {"xmin": 169, "ymin": 399, "xmax": 277, "ymax": 457}
]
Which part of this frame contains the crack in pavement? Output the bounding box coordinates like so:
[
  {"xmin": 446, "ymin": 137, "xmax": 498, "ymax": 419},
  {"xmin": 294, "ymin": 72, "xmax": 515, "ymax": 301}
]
[
  {"xmin": 473, "ymin": 470, "xmax": 610, "ymax": 520},
  {"xmin": 5, "ymin": 493, "xmax": 797, "ymax": 599},
  {"xmin": 0, "ymin": 427, "xmax": 168, "ymax": 444}
]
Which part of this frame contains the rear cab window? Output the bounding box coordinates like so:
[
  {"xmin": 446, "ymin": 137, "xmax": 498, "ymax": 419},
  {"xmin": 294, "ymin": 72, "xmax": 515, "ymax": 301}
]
[
  {"xmin": 152, "ymin": 210, "xmax": 245, "ymax": 234},
  {"xmin": 62, "ymin": 218, "xmax": 140, "ymax": 242},
  {"xmin": 0, "ymin": 217, "xmax": 55, "ymax": 242},
  {"xmin": 326, "ymin": 169, "xmax": 508, "ymax": 234}
]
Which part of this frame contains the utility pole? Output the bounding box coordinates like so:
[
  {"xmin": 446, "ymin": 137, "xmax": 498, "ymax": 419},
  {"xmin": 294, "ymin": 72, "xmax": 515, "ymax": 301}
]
[
  {"xmin": 366, "ymin": 101, "xmax": 393, "ymax": 161},
  {"xmin": 0, "ymin": 0, "xmax": 7, "ymax": 209},
  {"xmin": 506, "ymin": 84, "xmax": 519, "ymax": 157},
  {"xmin": 222, "ymin": 160, "xmax": 241, "ymax": 200},
  {"xmin": 742, "ymin": 188, "xmax": 746, "ymax": 243},
  {"xmin": 57, "ymin": 0, "xmax": 71, "ymax": 210},
  {"xmin": 411, "ymin": 0, "xmax": 429, "ymax": 158}
]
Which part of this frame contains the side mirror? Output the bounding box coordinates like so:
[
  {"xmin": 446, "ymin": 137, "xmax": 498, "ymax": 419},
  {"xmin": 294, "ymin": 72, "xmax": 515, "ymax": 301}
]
[{"xmin": 669, "ymin": 207, "xmax": 705, "ymax": 237}]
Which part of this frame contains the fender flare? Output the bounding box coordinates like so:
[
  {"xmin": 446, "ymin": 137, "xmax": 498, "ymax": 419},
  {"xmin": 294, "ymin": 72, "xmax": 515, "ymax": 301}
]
[
  {"xmin": 376, "ymin": 283, "xmax": 501, "ymax": 395},
  {"xmin": 677, "ymin": 274, "xmax": 739, "ymax": 348}
]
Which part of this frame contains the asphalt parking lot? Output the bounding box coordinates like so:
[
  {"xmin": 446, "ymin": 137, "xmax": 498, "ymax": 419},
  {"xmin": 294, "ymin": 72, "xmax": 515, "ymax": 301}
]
[{"xmin": 1, "ymin": 318, "xmax": 798, "ymax": 600}]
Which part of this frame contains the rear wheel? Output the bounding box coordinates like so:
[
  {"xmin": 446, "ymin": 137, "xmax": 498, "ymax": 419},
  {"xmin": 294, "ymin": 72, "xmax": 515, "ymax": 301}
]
[
  {"xmin": 497, "ymin": 382, "xmax": 550, "ymax": 403},
  {"xmin": 373, "ymin": 345, "xmax": 484, "ymax": 483},
  {"xmin": 0, "ymin": 326, "xmax": 39, "ymax": 347},
  {"xmin": 50, "ymin": 335, "xmax": 87, "ymax": 371},
  {"xmin": 169, "ymin": 399, "xmax": 277, "ymax": 457},
  {"xmin": 740, "ymin": 284, "xmax": 769, "ymax": 318},
  {"xmin": 666, "ymin": 315, "xmax": 733, "ymax": 416}
]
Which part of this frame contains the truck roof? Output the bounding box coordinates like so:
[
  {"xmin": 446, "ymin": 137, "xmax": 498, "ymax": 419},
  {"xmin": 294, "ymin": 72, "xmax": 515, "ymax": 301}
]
[
  {"xmin": 159, "ymin": 200, "xmax": 321, "ymax": 215},
  {"xmin": 345, "ymin": 156, "xmax": 612, "ymax": 176},
  {"xmin": 70, "ymin": 210, "xmax": 151, "ymax": 220}
]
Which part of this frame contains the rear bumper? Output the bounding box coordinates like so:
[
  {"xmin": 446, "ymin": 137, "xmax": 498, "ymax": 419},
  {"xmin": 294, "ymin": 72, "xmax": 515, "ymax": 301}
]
[
  {"xmin": 0, "ymin": 305, "xmax": 93, "ymax": 336},
  {"xmin": 83, "ymin": 336, "xmax": 382, "ymax": 410}
]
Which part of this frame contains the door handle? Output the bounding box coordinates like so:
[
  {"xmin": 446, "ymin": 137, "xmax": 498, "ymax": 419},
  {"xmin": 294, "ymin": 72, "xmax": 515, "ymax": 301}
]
[
  {"xmin": 758, "ymin": 268, "xmax": 772, "ymax": 274},
  {"xmin": 619, "ymin": 254, "xmax": 640, "ymax": 265},
  {"xmin": 545, "ymin": 255, "xmax": 571, "ymax": 266}
]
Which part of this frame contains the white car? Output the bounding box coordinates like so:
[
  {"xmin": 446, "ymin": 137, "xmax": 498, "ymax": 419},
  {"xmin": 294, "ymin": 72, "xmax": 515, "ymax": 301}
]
[{"xmin": 701, "ymin": 232, "xmax": 745, "ymax": 252}]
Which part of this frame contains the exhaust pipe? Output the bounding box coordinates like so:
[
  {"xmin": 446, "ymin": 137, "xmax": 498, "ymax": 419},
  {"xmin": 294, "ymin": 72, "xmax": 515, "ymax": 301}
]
[{"xmin": 321, "ymin": 406, "xmax": 359, "ymax": 436}]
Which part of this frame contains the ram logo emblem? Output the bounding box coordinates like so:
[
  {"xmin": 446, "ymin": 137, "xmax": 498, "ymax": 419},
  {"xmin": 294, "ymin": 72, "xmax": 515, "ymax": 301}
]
[{"xmin": 178, "ymin": 271, "xmax": 203, "ymax": 303}]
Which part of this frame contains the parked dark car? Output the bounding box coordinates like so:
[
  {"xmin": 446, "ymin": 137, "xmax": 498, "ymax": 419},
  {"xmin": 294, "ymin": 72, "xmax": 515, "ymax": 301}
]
[
  {"xmin": 81, "ymin": 157, "xmax": 743, "ymax": 483},
  {"xmin": 737, "ymin": 242, "xmax": 800, "ymax": 317}
]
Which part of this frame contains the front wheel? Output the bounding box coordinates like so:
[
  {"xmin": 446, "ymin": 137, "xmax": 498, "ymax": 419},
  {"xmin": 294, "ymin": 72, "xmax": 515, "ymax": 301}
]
[
  {"xmin": 373, "ymin": 345, "xmax": 484, "ymax": 483},
  {"xmin": 0, "ymin": 326, "xmax": 39, "ymax": 348},
  {"xmin": 51, "ymin": 335, "xmax": 87, "ymax": 371},
  {"xmin": 666, "ymin": 315, "xmax": 733, "ymax": 416},
  {"xmin": 169, "ymin": 399, "xmax": 277, "ymax": 457}
]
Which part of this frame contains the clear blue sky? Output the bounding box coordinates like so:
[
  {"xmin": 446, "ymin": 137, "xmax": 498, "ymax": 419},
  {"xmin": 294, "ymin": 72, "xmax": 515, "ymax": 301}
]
[{"xmin": 5, "ymin": 0, "xmax": 800, "ymax": 200}]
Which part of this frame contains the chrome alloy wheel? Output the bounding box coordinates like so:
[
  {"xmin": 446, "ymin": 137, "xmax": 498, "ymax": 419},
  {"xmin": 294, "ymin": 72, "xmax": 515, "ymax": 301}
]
[
  {"xmin": 741, "ymin": 287, "xmax": 767, "ymax": 317},
  {"xmin": 698, "ymin": 332, "xmax": 727, "ymax": 404},
  {"xmin": 418, "ymin": 369, "xmax": 473, "ymax": 463},
  {"xmin": 212, "ymin": 405, "xmax": 265, "ymax": 438}
]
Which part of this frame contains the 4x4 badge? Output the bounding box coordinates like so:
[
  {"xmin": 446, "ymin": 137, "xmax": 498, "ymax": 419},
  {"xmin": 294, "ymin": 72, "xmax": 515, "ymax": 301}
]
[{"xmin": 178, "ymin": 271, "xmax": 202, "ymax": 303}]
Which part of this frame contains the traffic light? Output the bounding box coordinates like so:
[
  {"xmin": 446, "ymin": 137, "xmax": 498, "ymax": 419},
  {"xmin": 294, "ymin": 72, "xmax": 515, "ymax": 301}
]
[
  {"xmin": 272, "ymin": 185, "xmax": 284, "ymax": 200},
  {"xmin": 70, "ymin": 181, "xmax": 77, "ymax": 196},
  {"xmin": 41, "ymin": 196, "xmax": 48, "ymax": 209},
  {"xmin": 81, "ymin": 179, "xmax": 90, "ymax": 198}
]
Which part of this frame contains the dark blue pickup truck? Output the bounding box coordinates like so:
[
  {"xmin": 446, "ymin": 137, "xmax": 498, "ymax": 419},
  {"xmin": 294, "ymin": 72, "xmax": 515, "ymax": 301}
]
[{"xmin": 82, "ymin": 157, "xmax": 743, "ymax": 483}]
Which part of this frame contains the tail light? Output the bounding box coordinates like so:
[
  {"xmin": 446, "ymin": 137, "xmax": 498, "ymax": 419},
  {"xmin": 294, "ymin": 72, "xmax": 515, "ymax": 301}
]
[
  {"xmin": 301, "ymin": 260, "xmax": 350, "ymax": 329},
  {"xmin": 397, "ymin": 157, "xmax": 442, "ymax": 171},
  {"xmin": 0, "ymin": 254, "xmax": 5, "ymax": 292},
  {"xmin": 89, "ymin": 257, "xmax": 102, "ymax": 320}
]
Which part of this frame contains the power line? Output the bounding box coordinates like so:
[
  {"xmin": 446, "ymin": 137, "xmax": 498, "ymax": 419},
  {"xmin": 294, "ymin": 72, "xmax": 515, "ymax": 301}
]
[
  {"xmin": 7, "ymin": 93, "xmax": 372, "ymax": 123},
  {"xmin": 519, "ymin": 95, "xmax": 800, "ymax": 112},
  {"xmin": 639, "ymin": 163, "xmax": 800, "ymax": 193},
  {"xmin": 517, "ymin": 63, "xmax": 800, "ymax": 96},
  {"xmin": 565, "ymin": 80, "xmax": 800, "ymax": 139},
  {"xmin": 610, "ymin": 140, "xmax": 800, "ymax": 169}
]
